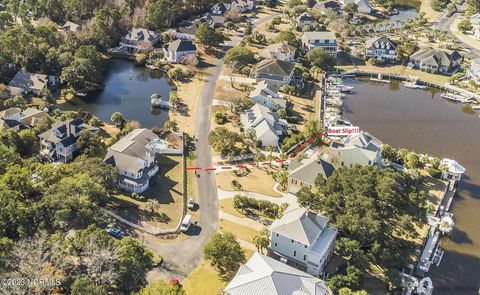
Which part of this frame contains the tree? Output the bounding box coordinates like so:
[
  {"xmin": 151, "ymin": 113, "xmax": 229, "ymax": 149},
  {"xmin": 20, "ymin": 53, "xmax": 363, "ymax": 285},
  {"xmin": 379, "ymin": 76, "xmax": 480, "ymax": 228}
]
[
  {"xmin": 164, "ymin": 120, "xmax": 178, "ymax": 132},
  {"xmin": 169, "ymin": 91, "xmax": 182, "ymax": 110},
  {"xmin": 231, "ymin": 96, "xmax": 255, "ymax": 114},
  {"xmin": 343, "ymin": 2, "xmax": 358, "ymax": 13},
  {"xmin": 111, "ymin": 112, "xmax": 124, "ymax": 126},
  {"xmin": 195, "ymin": 23, "xmax": 224, "ymax": 49},
  {"xmin": 224, "ymin": 47, "xmax": 255, "ymax": 86},
  {"xmin": 458, "ymin": 18, "xmax": 473, "ymax": 33},
  {"xmin": 274, "ymin": 170, "xmax": 288, "ymax": 190},
  {"xmin": 253, "ymin": 228, "xmax": 270, "ymax": 253},
  {"xmin": 136, "ymin": 280, "xmax": 186, "ymax": 295},
  {"xmin": 146, "ymin": 0, "xmax": 177, "ymax": 28},
  {"xmin": 276, "ymin": 30, "xmax": 299, "ymax": 47},
  {"xmin": 265, "ymin": 0, "xmax": 278, "ymax": 8},
  {"xmin": 76, "ymin": 130, "xmax": 106, "ymax": 158},
  {"xmin": 224, "ymin": 21, "xmax": 238, "ymax": 32},
  {"xmin": 117, "ymin": 237, "xmax": 154, "ymax": 292},
  {"xmin": 306, "ymin": 48, "xmax": 336, "ymax": 71},
  {"xmin": 145, "ymin": 199, "xmax": 160, "ymax": 213},
  {"xmin": 208, "ymin": 127, "xmax": 242, "ymax": 159},
  {"xmin": 204, "ymin": 232, "xmax": 246, "ymax": 274},
  {"xmin": 71, "ymin": 275, "xmax": 108, "ymax": 295},
  {"xmin": 327, "ymin": 265, "xmax": 362, "ymax": 293}
]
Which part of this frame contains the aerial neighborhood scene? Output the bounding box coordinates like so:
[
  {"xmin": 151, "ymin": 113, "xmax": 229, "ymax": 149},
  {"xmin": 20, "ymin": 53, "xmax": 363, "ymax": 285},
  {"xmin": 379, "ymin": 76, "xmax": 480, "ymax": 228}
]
[{"xmin": 1, "ymin": 0, "xmax": 480, "ymax": 294}]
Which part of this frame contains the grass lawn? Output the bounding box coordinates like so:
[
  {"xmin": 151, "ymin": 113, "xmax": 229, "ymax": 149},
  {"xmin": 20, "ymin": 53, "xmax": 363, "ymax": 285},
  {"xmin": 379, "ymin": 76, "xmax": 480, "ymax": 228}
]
[
  {"xmin": 108, "ymin": 155, "xmax": 185, "ymax": 230},
  {"xmin": 214, "ymin": 80, "xmax": 249, "ymax": 102},
  {"xmin": 336, "ymin": 64, "xmax": 450, "ymax": 85},
  {"xmin": 219, "ymin": 198, "xmax": 245, "ymax": 218},
  {"xmin": 287, "ymin": 82, "xmax": 320, "ymax": 132},
  {"xmin": 219, "ymin": 219, "xmax": 260, "ymax": 243},
  {"xmin": 182, "ymin": 261, "xmax": 227, "ymax": 295},
  {"xmin": 419, "ymin": 0, "xmax": 440, "ymax": 22},
  {"xmin": 216, "ymin": 169, "xmax": 282, "ymax": 197}
]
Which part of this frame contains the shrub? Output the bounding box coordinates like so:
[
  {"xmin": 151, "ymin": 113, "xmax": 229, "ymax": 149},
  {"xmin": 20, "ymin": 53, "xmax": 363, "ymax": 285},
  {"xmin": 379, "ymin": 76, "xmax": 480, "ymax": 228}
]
[
  {"xmin": 215, "ymin": 112, "xmax": 227, "ymax": 124},
  {"xmin": 427, "ymin": 167, "xmax": 442, "ymax": 178}
]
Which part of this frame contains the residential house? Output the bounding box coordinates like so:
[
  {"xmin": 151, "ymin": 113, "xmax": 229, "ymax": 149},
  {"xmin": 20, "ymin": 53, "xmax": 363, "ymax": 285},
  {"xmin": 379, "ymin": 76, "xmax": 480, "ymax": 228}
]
[
  {"xmin": 62, "ymin": 21, "xmax": 80, "ymax": 33},
  {"xmin": 231, "ymin": 0, "xmax": 254, "ymax": 12},
  {"xmin": 104, "ymin": 129, "xmax": 164, "ymax": 193},
  {"xmin": 312, "ymin": 0, "xmax": 341, "ymax": 15},
  {"xmin": 205, "ymin": 14, "xmax": 226, "ymax": 27},
  {"xmin": 325, "ymin": 131, "xmax": 383, "ymax": 168},
  {"xmin": 471, "ymin": 13, "xmax": 480, "ymax": 39},
  {"xmin": 224, "ymin": 252, "xmax": 332, "ymax": 295},
  {"xmin": 8, "ymin": 71, "xmax": 58, "ymax": 96},
  {"xmin": 211, "ymin": 2, "xmax": 231, "ymax": 15},
  {"xmin": 268, "ymin": 41, "xmax": 297, "ymax": 62},
  {"xmin": 296, "ymin": 12, "xmax": 315, "ymax": 30},
  {"xmin": 240, "ymin": 104, "xmax": 288, "ymax": 147},
  {"xmin": 467, "ymin": 58, "xmax": 480, "ymax": 84},
  {"xmin": 163, "ymin": 39, "xmax": 197, "ymax": 64},
  {"xmin": 0, "ymin": 107, "xmax": 49, "ymax": 131},
  {"xmin": 255, "ymin": 59, "xmax": 296, "ymax": 86},
  {"xmin": 269, "ymin": 206, "xmax": 338, "ymax": 277},
  {"xmin": 176, "ymin": 18, "xmax": 208, "ymax": 40},
  {"xmin": 343, "ymin": 0, "xmax": 373, "ymax": 14},
  {"xmin": 301, "ymin": 31, "xmax": 337, "ymax": 57},
  {"xmin": 441, "ymin": 158, "xmax": 466, "ymax": 182},
  {"xmin": 38, "ymin": 118, "xmax": 95, "ymax": 162},
  {"xmin": 249, "ymin": 80, "xmax": 287, "ymax": 111},
  {"xmin": 409, "ymin": 48, "xmax": 463, "ymax": 73},
  {"xmin": 287, "ymin": 149, "xmax": 335, "ymax": 194},
  {"xmin": 365, "ymin": 36, "xmax": 397, "ymax": 60},
  {"xmin": 119, "ymin": 28, "xmax": 161, "ymax": 54}
]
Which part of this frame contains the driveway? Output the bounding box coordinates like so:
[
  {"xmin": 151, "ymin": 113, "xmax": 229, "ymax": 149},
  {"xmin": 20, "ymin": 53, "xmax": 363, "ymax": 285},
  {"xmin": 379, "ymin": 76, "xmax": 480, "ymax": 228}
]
[{"xmin": 144, "ymin": 10, "xmax": 281, "ymax": 282}]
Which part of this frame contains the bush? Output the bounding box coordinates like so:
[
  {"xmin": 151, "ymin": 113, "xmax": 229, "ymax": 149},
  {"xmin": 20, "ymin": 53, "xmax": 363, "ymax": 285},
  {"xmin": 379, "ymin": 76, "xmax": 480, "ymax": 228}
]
[
  {"xmin": 215, "ymin": 112, "xmax": 227, "ymax": 124},
  {"xmin": 233, "ymin": 195, "xmax": 282, "ymax": 218},
  {"xmin": 232, "ymin": 180, "xmax": 242, "ymax": 190},
  {"xmin": 427, "ymin": 167, "xmax": 442, "ymax": 178}
]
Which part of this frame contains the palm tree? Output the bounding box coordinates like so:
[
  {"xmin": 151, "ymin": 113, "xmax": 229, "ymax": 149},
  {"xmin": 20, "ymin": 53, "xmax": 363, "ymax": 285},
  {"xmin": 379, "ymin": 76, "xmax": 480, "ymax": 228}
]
[
  {"xmin": 252, "ymin": 228, "xmax": 270, "ymax": 254},
  {"xmin": 274, "ymin": 170, "xmax": 288, "ymax": 191},
  {"xmin": 110, "ymin": 112, "xmax": 124, "ymax": 126},
  {"xmin": 145, "ymin": 199, "xmax": 160, "ymax": 213},
  {"xmin": 266, "ymin": 145, "xmax": 276, "ymax": 166},
  {"xmin": 169, "ymin": 91, "xmax": 181, "ymax": 111},
  {"xmin": 164, "ymin": 119, "xmax": 178, "ymax": 132}
]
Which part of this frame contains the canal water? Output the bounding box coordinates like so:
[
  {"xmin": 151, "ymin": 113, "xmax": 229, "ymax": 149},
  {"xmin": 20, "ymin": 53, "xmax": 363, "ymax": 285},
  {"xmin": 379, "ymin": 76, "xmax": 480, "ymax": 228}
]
[
  {"xmin": 343, "ymin": 79, "xmax": 480, "ymax": 294},
  {"xmin": 60, "ymin": 59, "xmax": 173, "ymax": 128}
]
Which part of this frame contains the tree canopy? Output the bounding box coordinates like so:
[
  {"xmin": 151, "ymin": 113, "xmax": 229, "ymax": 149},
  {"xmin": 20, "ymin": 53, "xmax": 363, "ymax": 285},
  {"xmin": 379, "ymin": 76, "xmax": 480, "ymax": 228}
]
[{"xmin": 204, "ymin": 232, "xmax": 246, "ymax": 274}]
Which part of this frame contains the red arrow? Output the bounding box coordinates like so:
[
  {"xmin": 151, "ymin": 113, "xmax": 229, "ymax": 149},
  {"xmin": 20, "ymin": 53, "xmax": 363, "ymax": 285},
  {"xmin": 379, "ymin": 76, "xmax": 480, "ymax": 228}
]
[
  {"xmin": 221, "ymin": 166, "xmax": 232, "ymax": 169},
  {"xmin": 205, "ymin": 168, "xmax": 216, "ymax": 171},
  {"xmin": 237, "ymin": 165, "xmax": 247, "ymax": 168},
  {"xmin": 186, "ymin": 167, "xmax": 201, "ymax": 171},
  {"xmin": 249, "ymin": 162, "xmax": 257, "ymax": 166}
]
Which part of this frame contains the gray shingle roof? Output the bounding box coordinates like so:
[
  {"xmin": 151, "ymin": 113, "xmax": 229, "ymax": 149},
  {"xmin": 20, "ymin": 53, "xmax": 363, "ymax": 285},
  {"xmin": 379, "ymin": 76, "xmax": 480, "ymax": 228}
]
[
  {"xmin": 288, "ymin": 156, "xmax": 335, "ymax": 186},
  {"xmin": 256, "ymin": 59, "xmax": 295, "ymax": 76},
  {"xmin": 410, "ymin": 48, "xmax": 463, "ymax": 67},
  {"xmin": 166, "ymin": 39, "xmax": 197, "ymax": 53},
  {"xmin": 365, "ymin": 36, "xmax": 396, "ymax": 50}
]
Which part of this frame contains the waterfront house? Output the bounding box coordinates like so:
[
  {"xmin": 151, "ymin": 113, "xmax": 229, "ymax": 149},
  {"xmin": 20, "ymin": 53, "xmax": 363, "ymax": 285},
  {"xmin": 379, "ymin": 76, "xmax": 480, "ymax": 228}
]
[
  {"xmin": 365, "ymin": 36, "xmax": 397, "ymax": 60},
  {"xmin": 224, "ymin": 252, "xmax": 332, "ymax": 295},
  {"xmin": 467, "ymin": 58, "xmax": 480, "ymax": 84},
  {"xmin": 104, "ymin": 129, "xmax": 166, "ymax": 193},
  {"xmin": 62, "ymin": 21, "xmax": 80, "ymax": 33},
  {"xmin": 249, "ymin": 80, "xmax": 286, "ymax": 111},
  {"xmin": 38, "ymin": 118, "xmax": 95, "ymax": 162},
  {"xmin": 267, "ymin": 42, "xmax": 297, "ymax": 62},
  {"xmin": 255, "ymin": 59, "xmax": 296, "ymax": 86},
  {"xmin": 119, "ymin": 28, "xmax": 161, "ymax": 54},
  {"xmin": 325, "ymin": 131, "xmax": 383, "ymax": 168},
  {"xmin": 269, "ymin": 206, "xmax": 338, "ymax": 278},
  {"xmin": 240, "ymin": 104, "xmax": 288, "ymax": 147},
  {"xmin": 343, "ymin": 0, "xmax": 372, "ymax": 14},
  {"xmin": 300, "ymin": 31, "xmax": 337, "ymax": 57},
  {"xmin": 409, "ymin": 48, "xmax": 463, "ymax": 74},
  {"xmin": 287, "ymin": 149, "xmax": 335, "ymax": 194},
  {"xmin": 441, "ymin": 158, "xmax": 465, "ymax": 182},
  {"xmin": 8, "ymin": 71, "xmax": 58, "ymax": 96},
  {"xmin": 163, "ymin": 39, "xmax": 197, "ymax": 64},
  {"xmin": 0, "ymin": 107, "xmax": 49, "ymax": 131},
  {"xmin": 296, "ymin": 12, "xmax": 315, "ymax": 30},
  {"xmin": 312, "ymin": 1, "xmax": 341, "ymax": 15}
]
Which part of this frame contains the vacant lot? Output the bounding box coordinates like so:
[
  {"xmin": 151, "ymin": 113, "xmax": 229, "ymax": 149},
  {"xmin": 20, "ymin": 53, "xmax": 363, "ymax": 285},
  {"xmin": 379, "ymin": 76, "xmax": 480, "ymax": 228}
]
[{"xmin": 216, "ymin": 168, "xmax": 282, "ymax": 197}]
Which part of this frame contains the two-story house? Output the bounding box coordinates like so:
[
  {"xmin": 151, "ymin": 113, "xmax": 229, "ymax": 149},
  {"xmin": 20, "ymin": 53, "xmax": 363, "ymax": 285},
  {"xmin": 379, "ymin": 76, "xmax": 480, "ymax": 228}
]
[
  {"xmin": 467, "ymin": 58, "xmax": 480, "ymax": 84},
  {"xmin": 255, "ymin": 59, "xmax": 296, "ymax": 86},
  {"xmin": 269, "ymin": 206, "xmax": 338, "ymax": 277},
  {"xmin": 249, "ymin": 81, "xmax": 286, "ymax": 111},
  {"xmin": 267, "ymin": 41, "xmax": 297, "ymax": 62},
  {"xmin": 409, "ymin": 48, "xmax": 463, "ymax": 74},
  {"xmin": 240, "ymin": 104, "xmax": 288, "ymax": 147},
  {"xmin": 163, "ymin": 39, "xmax": 197, "ymax": 64},
  {"xmin": 365, "ymin": 36, "xmax": 397, "ymax": 60},
  {"xmin": 287, "ymin": 150, "xmax": 335, "ymax": 194},
  {"xmin": 343, "ymin": 0, "xmax": 372, "ymax": 14},
  {"xmin": 119, "ymin": 28, "xmax": 161, "ymax": 54},
  {"xmin": 103, "ymin": 129, "xmax": 165, "ymax": 193},
  {"xmin": 0, "ymin": 107, "xmax": 50, "ymax": 131},
  {"xmin": 8, "ymin": 71, "xmax": 58, "ymax": 96},
  {"xmin": 38, "ymin": 118, "xmax": 95, "ymax": 162},
  {"xmin": 301, "ymin": 31, "xmax": 337, "ymax": 57},
  {"xmin": 296, "ymin": 12, "xmax": 315, "ymax": 30}
]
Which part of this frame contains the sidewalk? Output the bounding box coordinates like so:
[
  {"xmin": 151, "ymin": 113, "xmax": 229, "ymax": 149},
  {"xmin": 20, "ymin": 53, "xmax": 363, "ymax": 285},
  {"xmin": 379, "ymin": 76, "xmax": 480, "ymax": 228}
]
[
  {"xmin": 218, "ymin": 75, "xmax": 256, "ymax": 84},
  {"xmin": 219, "ymin": 211, "xmax": 266, "ymax": 231},
  {"xmin": 217, "ymin": 188, "xmax": 297, "ymax": 206}
]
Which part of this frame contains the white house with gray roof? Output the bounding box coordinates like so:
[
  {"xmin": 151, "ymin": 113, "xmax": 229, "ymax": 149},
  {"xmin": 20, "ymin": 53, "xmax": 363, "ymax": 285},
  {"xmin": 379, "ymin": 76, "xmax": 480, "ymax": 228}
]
[
  {"xmin": 269, "ymin": 206, "xmax": 337, "ymax": 277},
  {"xmin": 119, "ymin": 28, "xmax": 160, "ymax": 54},
  {"xmin": 103, "ymin": 129, "xmax": 172, "ymax": 193},
  {"xmin": 301, "ymin": 31, "xmax": 337, "ymax": 57},
  {"xmin": 287, "ymin": 150, "xmax": 335, "ymax": 194},
  {"xmin": 0, "ymin": 107, "xmax": 49, "ymax": 131},
  {"xmin": 224, "ymin": 252, "xmax": 332, "ymax": 295},
  {"xmin": 255, "ymin": 59, "xmax": 296, "ymax": 86},
  {"xmin": 296, "ymin": 12, "xmax": 315, "ymax": 29},
  {"xmin": 268, "ymin": 41, "xmax": 297, "ymax": 62},
  {"xmin": 240, "ymin": 104, "xmax": 288, "ymax": 147},
  {"xmin": 409, "ymin": 48, "xmax": 463, "ymax": 73},
  {"xmin": 249, "ymin": 81, "xmax": 286, "ymax": 111},
  {"xmin": 365, "ymin": 36, "xmax": 397, "ymax": 60},
  {"xmin": 468, "ymin": 58, "xmax": 480, "ymax": 84},
  {"xmin": 343, "ymin": 0, "xmax": 372, "ymax": 14},
  {"xmin": 8, "ymin": 71, "xmax": 58, "ymax": 96},
  {"xmin": 326, "ymin": 131, "xmax": 383, "ymax": 168},
  {"xmin": 163, "ymin": 39, "xmax": 197, "ymax": 63}
]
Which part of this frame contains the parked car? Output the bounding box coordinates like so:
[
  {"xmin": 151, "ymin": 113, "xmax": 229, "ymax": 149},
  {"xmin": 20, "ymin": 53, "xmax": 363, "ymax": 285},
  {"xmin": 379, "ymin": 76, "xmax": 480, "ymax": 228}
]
[
  {"xmin": 187, "ymin": 198, "xmax": 195, "ymax": 210},
  {"xmin": 106, "ymin": 227, "xmax": 122, "ymax": 238},
  {"xmin": 180, "ymin": 214, "xmax": 193, "ymax": 232}
]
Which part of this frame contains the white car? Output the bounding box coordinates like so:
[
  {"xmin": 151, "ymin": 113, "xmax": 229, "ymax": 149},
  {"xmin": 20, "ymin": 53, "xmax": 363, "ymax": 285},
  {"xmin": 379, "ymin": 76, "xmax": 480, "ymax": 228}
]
[
  {"xmin": 180, "ymin": 214, "xmax": 193, "ymax": 232},
  {"xmin": 187, "ymin": 198, "xmax": 195, "ymax": 210}
]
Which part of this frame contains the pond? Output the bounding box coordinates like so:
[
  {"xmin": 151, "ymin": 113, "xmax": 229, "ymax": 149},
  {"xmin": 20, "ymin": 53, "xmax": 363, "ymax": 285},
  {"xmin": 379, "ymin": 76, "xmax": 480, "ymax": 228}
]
[
  {"xmin": 60, "ymin": 59, "xmax": 173, "ymax": 129},
  {"xmin": 343, "ymin": 78, "xmax": 480, "ymax": 295}
]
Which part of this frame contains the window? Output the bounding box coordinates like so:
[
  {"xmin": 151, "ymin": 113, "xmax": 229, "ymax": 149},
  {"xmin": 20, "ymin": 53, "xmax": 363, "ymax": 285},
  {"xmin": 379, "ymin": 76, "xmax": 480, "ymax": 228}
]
[
  {"xmin": 304, "ymin": 255, "xmax": 306, "ymax": 260},
  {"xmin": 276, "ymin": 233, "xmax": 279, "ymax": 237},
  {"xmin": 294, "ymin": 251, "xmax": 296, "ymax": 257},
  {"xmin": 291, "ymin": 239, "xmax": 294, "ymax": 243},
  {"xmin": 305, "ymin": 245, "xmax": 307, "ymax": 248},
  {"xmin": 274, "ymin": 243, "xmax": 277, "ymax": 247}
]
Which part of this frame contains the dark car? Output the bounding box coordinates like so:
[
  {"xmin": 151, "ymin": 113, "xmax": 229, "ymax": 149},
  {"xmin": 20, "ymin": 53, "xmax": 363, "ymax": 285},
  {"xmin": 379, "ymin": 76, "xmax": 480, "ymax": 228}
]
[{"xmin": 106, "ymin": 227, "xmax": 122, "ymax": 238}]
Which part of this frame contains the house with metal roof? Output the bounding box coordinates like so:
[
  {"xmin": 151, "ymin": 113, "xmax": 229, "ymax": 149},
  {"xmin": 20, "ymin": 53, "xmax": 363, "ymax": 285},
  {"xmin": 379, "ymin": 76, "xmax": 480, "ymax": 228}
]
[
  {"xmin": 163, "ymin": 39, "xmax": 197, "ymax": 64},
  {"xmin": 224, "ymin": 252, "xmax": 332, "ymax": 295},
  {"xmin": 8, "ymin": 71, "xmax": 58, "ymax": 96},
  {"xmin": 287, "ymin": 150, "xmax": 335, "ymax": 193},
  {"xmin": 119, "ymin": 28, "xmax": 161, "ymax": 54},
  {"xmin": 269, "ymin": 206, "xmax": 337, "ymax": 278},
  {"xmin": 325, "ymin": 131, "xmax": 383, "ymax": 168},
  {"xmin": 103, "ymin": 129, "xmax": 171, "ymax": 193},
  {"xmin": 365, "ymin": 36, "xmax": 397, "ymax": 60},
  {"xmin": 255, "ymin": 59, "xmax": 296, "ymax": 86},
  {"xmin": 0, "ymin": 107, "xmax": 50, "ymax": 131},
  {"xmin": 38, "ymin": 118, "xmax": 95, "ymax": 162},
  {"xmin": 409, "ymin": 48, "xmax": 463, "ymax": 74},
  {"xmin": 267, "ymin": 41, "xmax": 297, "ymax": 62},
  {"xmin": 301, "ymin": 31, "xmax": 337, "ymax": 57},
  {"xmin": 240, "ymin": 104, "xmax": 288, "ymax": 147},
  {"xmin": 249, "ymin": 81, "xmax": 286, "ymax": 111}
]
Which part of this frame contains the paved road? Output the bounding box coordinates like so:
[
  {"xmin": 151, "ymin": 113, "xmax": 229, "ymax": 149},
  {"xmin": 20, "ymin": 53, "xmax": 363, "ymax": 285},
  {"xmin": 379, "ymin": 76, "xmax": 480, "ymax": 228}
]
[{"xmin": 144, "ymin": 11, "xmax": 280, "ymax": 282}]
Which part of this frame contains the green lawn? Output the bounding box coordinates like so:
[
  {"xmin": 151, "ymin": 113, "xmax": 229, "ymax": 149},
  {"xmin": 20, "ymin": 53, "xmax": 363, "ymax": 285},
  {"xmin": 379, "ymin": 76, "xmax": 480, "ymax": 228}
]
[
  {"xmin": 182, "ymin": 261, "xmax": 227, "ymax": 295},
  {"xmin": 218, "ymin": 219, "xmax": 260, "ymax": 244}
]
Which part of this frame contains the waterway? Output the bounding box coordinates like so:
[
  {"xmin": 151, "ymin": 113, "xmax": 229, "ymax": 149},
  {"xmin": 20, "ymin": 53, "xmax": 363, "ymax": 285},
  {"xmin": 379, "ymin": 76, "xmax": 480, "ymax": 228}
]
[
  {"xmin": 343, "ymin": 79, "xmax": 480, "ymax": 294},
  {"xmin": 60, "ymin": 59, "xmax": 173, "ymax": 128}
]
